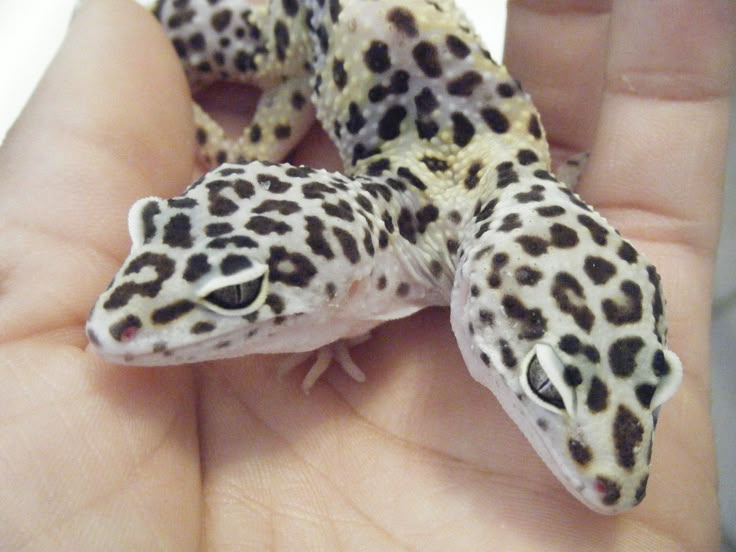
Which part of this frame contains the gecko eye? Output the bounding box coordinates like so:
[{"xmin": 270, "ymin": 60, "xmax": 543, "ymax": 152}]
[
  {"xmin": 204, "ymin": 275, "xmax": 265, "ymax": 311},
  {"xmin": 526, "ymin": 355, "xmax": 565, "ymax": 410},
  {"xmin": 520, "ymin": 344, "xmax": 575, "ymax": 414},
  {"xmin": 197, "ymin": 264, "xmax": 269, "ymax": 316}
]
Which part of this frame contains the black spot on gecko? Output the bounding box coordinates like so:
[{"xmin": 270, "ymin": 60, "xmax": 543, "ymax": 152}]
[
  {"xmin": 597, "ymin": 477, "xmax": 622, "ymax": 506},
  {"xmin": 398, "ymin": 208, "xmax": 417, "ymax": 243},
  {"xmin": 537, "ymin": 205, "xmax": 565, "ymax": 217},
  {"xmin": 152, "ymin": 300, "xmax": 196, "ymax": 325},
  {"xmin": 387, "ymin": 6, "xmax": 418, "ymax": 37},
  {"xmin": 412, "ymin": 41, "xmax": 442, "ymax": 77},
  {"xmin": 265, "ymin": 293, "xmax": 285, "ymax": 314},
  {"xmin": 584, "ymin": 256, "xmax": 617, "ymax": 285},
  {"xmin": 378, "ymin": 105, "xmax": 407, "ymax": 140},
  {"xmin": 397, "ymin": 166, "xmax": 426, "ymax": 191},
  {"xmin": 250, "ymin": 124, "xmax": 262, "ymax": 143},
  {"xmin": 564, "ymin": 365, "xmax": 583, "ymax": 387},
  {"xmin": 578, "ymin": 214, "xmax": 609, "ymax": 246},
  {"xmin": 274, "ymin": 19, "xmax": 290, "ymax": 61},
  {"xmin": 367, "ymin": 158, "xmax": 391, "ymax": 176},
  {"xmin": 332, "ymin": 58, "xmax": 347, "ymax": 89},
  {"xmin": 515, "ymin": 266, "xmax": 543, "ymax": 286},
  {"xmin": 183, "ymin": 253, "xmax": 211, "ymax": 282},
  {"xmin": 613, "ymin": 405, "xmax": 644, "ymax": 469},
  {"xmin": 549, "ymin": 223, "xmax": 579, "ymax": 248},
  {"xmin": 499, "ymin": 339, "xmax": 517, "ymax": 368},
  {"xmin": 346, "ymin": 102, "xmax": 367, "ymax": 134},
  {"xmin": 528, "ymin": 114, "xmax": 542, "ymax": 139},
  {"xmin": 445, "ymin": 34, "xmax": 470, "ymax": 58},
  {"xmin": 253, "ymin": 199, "xmax": 301, "ymax": 215},
  {"xmin": 364, "ymin": 40, "xmax": 391, "ymax": 73},
  {"xmin": 325, "ymin": 282, "xmax": 337, "ymax": 299},
  {"xmin": 651, "ymin": 350, "xmax": 670, "ymax": 377},
  {"xmin": 465, "ymin": 162, "xmax": 483, "ymax": 190},
  {"xmin": 496, "ymin": 161, "xmax": 519, "ymax": 188},
  {"xmin": 618, "ymin": 241, "xmax": 638, "ymax": 264},
  {"xmin": 568, "ymin": 439, "xmax": 592, "ymax": 466},
  {"xmin": 332, "ymin": 227, "xmax": 360, "ymax": 264},
  {"xmin": 291, "ymin": 91, "xmax": 306, "ymax": 110},
  {"xmin": 268, "ymin": 246, "xmax": 318, "ymax": 287},
  {"xmin": 552, "ymin": 272, "xmax": 595, "ymax": 332},
  {"xmin": 323, "ymin": 199, "xmax": 355, "ymax": 222},
  {"xmin": 211, "ymin": 9, "xmax": 232, "ymax": 32},
  {"xmin": 303, "ymin": 182, "xmax": 337, "ymax": 199},
  {"xmin": 609, "ymin": 336, "xmax": 644, "ymax": 377},
  {"xmin": 516, "ymin": 149, "xmax": 539, "ymax": 165},
  {"xmin": 636, "ymin": 384, "xmax": 657, "ymax": 409},
  {"xmin": 103, "ymin": 253, "xmax": 175, "ymax": 310},
  {"xmin": 221, "ymin": 254, "xmax": 252, "ymax": 275},
  {"xmin": 501, "ymin": 295, "xmax": 547, "ymax": 340},
  {"xmin": 168, "ymin": 197, "xmax": 197, "ymax": 209},
  {"xmin": 447, "ymin": 71, "xmax": 483, "ymax": 96},
  {"xmin": 140, "ymin": 200, "xmax": 160, "ymax": 244},
  {"xmin": 451, "ymin": 112, "xmax": 475, "ymax": 147},
  {"xmin": 498, "ymin": 213, "xmax": 522, "ymax": 233},
  {"xmin": 304, "ymin": 216, "xmax": 335, "ymax": 259},
  {"xmin": 481, "ymin": 107, "xmax": 510, "ymax": 133},
  {"xmin": 257, "ymin": 173, "xmax": 291, "ymax": 193},
  {"xmin": 274, "ymin": 124, "xmax": 291, "ymax": 139},
  {"xmin": 587, "ymin": 376, "xmax": 609, "ymax": 412},
  {"xmin": 329, "ymin": 0, "xmax": 341, "ymax": 23},
  {"xmin": 516, "ymin": 236, "xmax": 549, "ymax": 257},
  {"xmin": 282, "ymin": 0, "xmax": 299, "ymax": 17},
  {"xmin": 246, "ymin": 215, "xmax": 292, "ymax": 235},
  {"xmin": 416, "ymin": 204, "xmax": 439, "ymax": 233},
  {"xmin": 603, "ymin": 281, "xmax": 643, "ymax": 325},
  {"xmin": 414, "ymin": 87, "xmax": 439, "ymax": 114},
  {"xmin": 421, "ymin": 156, "xmax": 448, "ymax": 172},
  {"xmin": 207, "ymin": 236, "xmax": 258, "ymax": 249},
  {"xmin": 191, "ymin": 321, "xmax": 216, "ymax": 334},
  {"xmin": 415, "ymin": 118, "xmax": 439, "ymax": 140},
  {"xmin": 497, "ymin": 82, "xmax": 516, "ymax": 97}
]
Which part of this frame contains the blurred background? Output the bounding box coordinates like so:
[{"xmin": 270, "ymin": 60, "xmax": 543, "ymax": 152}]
[{"xmin": 0, "ymin": 0, "xmax": 733, "ymax": 547}]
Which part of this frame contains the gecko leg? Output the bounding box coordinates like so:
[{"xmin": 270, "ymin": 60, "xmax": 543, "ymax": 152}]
[{"xmin": 277, "ymin": 335, "xmax": 370, "ymax": 393}]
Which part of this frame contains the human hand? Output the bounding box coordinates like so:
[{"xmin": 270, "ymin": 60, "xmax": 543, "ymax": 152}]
[{"xmin": 0, "ymin": 0, "xmax": 732, "ymax": 548}]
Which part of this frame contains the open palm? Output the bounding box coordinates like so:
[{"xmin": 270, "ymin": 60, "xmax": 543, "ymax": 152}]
[{"xmin": 1, "ymin": 0, "xmax": 732, "ymax": 549}]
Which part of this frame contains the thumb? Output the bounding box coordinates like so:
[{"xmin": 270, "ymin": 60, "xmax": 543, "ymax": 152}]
[{"xmin": 0, "ymin": 0, "xmax": 193, "ymax": 340}]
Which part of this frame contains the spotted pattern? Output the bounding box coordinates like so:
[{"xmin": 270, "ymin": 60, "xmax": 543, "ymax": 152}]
[{"xmin": 87, "ymin": 0, "xmax": 684, "ymax": 516}]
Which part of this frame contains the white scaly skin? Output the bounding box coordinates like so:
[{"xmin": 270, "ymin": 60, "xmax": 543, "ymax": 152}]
[{"xmin": 86, "ymin": 0, "xmax": 683, "ymax": 513}]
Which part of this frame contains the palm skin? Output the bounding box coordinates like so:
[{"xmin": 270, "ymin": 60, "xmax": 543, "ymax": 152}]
[{"xmin": 0, "ymin": 0, "xmax": 732, "ymax": 549}]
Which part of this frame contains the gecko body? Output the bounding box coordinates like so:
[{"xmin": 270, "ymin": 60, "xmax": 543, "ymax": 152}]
[{"xmin": 86, "ymin": 0, "xmax": 683, "ymax": 513}]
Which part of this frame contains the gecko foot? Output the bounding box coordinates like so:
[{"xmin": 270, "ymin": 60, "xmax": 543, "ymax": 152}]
[{"xmin": 277, "ymin": 334, "xmax": 370, "ymax": 393}]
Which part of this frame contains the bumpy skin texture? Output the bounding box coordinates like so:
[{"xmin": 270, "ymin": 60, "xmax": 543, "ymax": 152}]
[{"xmin": 86, "ymin": 0, "xmax": 683, "ymax": 513}]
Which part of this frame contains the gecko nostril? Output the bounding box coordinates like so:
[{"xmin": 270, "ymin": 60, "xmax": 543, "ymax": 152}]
[
  {"xmin": 595, "ymin": 476, "xmax": 622, "ymax": 506},
  {"xmin": 109, "ymin": 315, "xmax": 143, "ymax": 342},
  {"xmin": 120, "ymin": 326, "xmax": 140, "ymax": 342}
]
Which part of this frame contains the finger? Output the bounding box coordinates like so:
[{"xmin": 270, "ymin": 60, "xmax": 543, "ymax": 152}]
[
  {"xmin": 578, "ymin": 0, "xmax": 733, "ymax": 537},
  {"xmin": 0, "ymin": 0, "xmax": 194, "ymax": 259},
  {"xmin": 0, "ymin": 0, "xmax": 193, "ymax": 340},
  {"xmin": 504, "ymin": 1, "xmax": 612, "ymax": 158},
  {"xmin": 581, "ymin": 0, "xmax": 735, "ymax": 253}
]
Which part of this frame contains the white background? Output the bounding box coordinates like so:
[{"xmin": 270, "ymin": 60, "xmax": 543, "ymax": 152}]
[{"xmin": 0, "ymin": 0, "xmax": 733, "ymax": 546}]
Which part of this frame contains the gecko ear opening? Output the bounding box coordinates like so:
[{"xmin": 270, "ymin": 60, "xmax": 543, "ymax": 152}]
[
  {"xmin": 128, "ymin": 197, "xmax": 165, "ymax": 248},
  {"xmin": 520, "ymin": 344, "xmax": 576, "ymax": 415}
]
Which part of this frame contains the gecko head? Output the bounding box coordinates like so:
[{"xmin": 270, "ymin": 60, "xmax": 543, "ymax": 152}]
[
  {"xmin": 86, "ymin": 163, "xmax": 369, "ymax": 365},
  {"xmin": 452, "ymin": 177, "xmax": 683, "ymax": 513}
]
